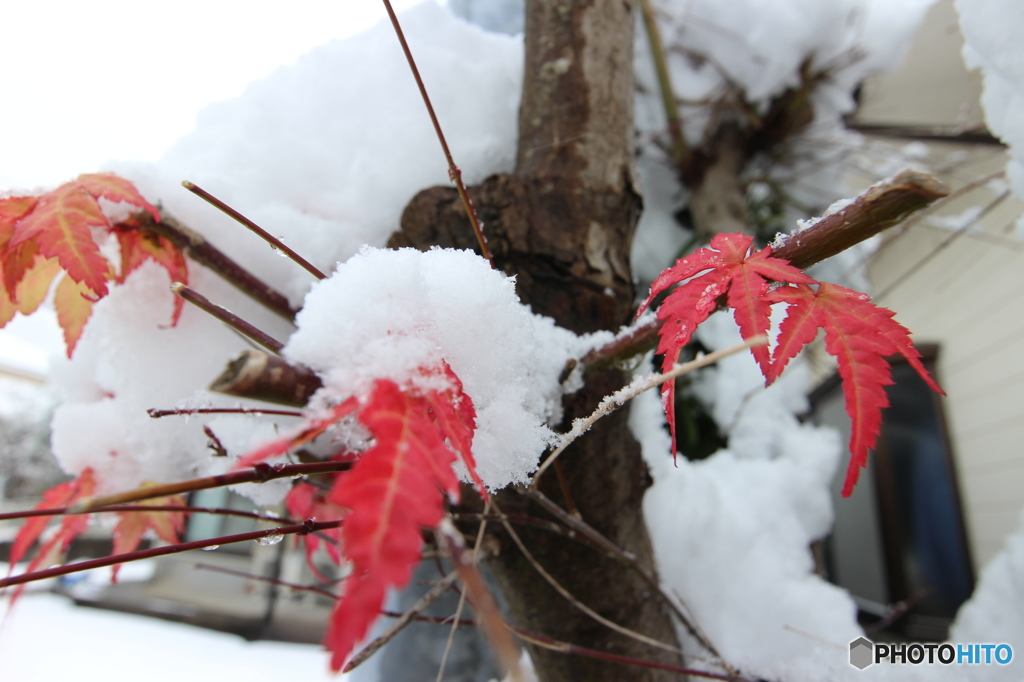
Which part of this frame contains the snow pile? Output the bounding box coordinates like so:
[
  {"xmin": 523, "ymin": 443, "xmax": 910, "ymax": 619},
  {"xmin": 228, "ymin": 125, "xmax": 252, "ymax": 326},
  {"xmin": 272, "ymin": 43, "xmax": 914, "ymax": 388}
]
[
  {"xmin": 956, "ymin": 0, "xmax": 1024, "ymax": 236},
  {"xmin": 46, "ymin": 2, "xmax": 525, "ymax": 496},
  {"xmin": 948, "ymin": 507, "xmax": 1024, "ymax": 681},
  {"xmin": 286, "ymin": 247, "xmax": 590, "ymax": 489}
]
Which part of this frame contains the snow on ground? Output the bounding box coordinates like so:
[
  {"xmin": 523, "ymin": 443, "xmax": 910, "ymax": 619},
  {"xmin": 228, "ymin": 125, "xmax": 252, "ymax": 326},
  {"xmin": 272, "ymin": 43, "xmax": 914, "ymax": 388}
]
[{"xmin": 0, "ymin": 592, "xmax": 344, "ymax": 682}]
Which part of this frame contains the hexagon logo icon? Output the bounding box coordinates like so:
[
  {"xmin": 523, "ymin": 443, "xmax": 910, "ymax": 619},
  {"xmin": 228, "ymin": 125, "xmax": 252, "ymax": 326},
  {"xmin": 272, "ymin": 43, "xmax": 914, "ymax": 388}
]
[{"xmin": 850, "ymin": 637, "xmax": 874, "ymax": 670}]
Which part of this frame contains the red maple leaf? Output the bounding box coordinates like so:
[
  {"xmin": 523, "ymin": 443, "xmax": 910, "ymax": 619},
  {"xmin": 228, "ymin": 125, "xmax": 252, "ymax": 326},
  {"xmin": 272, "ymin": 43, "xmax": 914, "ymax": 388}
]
[
  {"xmin": 6, "ymin": 469, "xmax": 96, "ymax": 603},
  {"xmin": 637, "ymin": 233, "xmax": 812, "ymax": 457},
  {"xmin": 232, "ymin": 363, "xmax": 480, "ymax": 670},
  {"xmin": 285, "ymin": 482, "xmax": 345, "ymax": 579},
  {"xmin": 110, "ymin": 489, "xmax": 187, "ymax": 582},
  {"xmin": 325, "ymin": 378, "xmax": 464, "ymax": 671},
  {"xmin": 764, "ymin": 282, "xmax": 944, "ymax": 495}
]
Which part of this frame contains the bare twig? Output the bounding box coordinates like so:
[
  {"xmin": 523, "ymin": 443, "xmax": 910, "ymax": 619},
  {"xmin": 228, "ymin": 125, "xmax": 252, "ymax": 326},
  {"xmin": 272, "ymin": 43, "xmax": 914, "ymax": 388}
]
[
  {"xmin": 131, "ymin": 210, "xmax": 299, "ymax": 319},
  {"xmin": 171, "ymin": 283, "xmax": 285, "ymax": 353},
  {"xmin": 182, "ymin": 180, "xmax": 327, "ymax": 280},
  {"xmin": 0, "ymin": 520, "xmax": 339, "ymax": 590},
  {"xmin": 525, "ymin": 489, "xmax": 730, "ymax": 671},
  {"xmin": 534, "ymin": 336, "xmax": 767, "ymax": 486},
  {"xmin": 66, "ymin": 461, "xmax": 350, "ymax": 514},
  {"xmin": 148, "ymin": 406, "xmax": 304, "ymax": 419},
  {"xmin": 343, "ymin": 571, "xmax": 461, "ymax": 672},
  {"xmin": 381, "ymin": 0, "xmax": 494, "ymax": 267},
  {"xmin": 771, "ymin": 169, "xmax": 950, "ymax": 269},
  {"xmin": 435, "ymin": 500, "xmax": 494, "ymax": 682},
  {"xmin": 493, "ymin": 505, "xmax": 683, "ymax": 656},
  {"xmin": 509, "ymin": 626, "xmax": 753, "ymax": 682},
  {"xmin": 639, "ymin": 0, "xmax": 691, "ymax": 170}
]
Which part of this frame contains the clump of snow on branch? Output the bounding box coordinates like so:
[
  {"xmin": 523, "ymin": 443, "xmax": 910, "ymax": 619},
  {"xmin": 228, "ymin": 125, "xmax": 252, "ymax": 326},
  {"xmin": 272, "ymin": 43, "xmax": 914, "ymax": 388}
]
[
  {"xmin": 286, "ymin": 247, "xmax": 595, "ymax": 489},
  {"xmin": 956, "ymin": 0, "xmax": 1024, "ymax": 236}
]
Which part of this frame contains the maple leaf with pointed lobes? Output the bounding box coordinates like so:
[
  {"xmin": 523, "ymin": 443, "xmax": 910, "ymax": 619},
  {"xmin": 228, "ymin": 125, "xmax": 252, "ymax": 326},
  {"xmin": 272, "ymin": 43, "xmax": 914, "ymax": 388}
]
[
  {"xmin": 0, "ymin": 173, "xmax": 184, "ymax": 357},
  {"xmin": 764, "ymin": 282, "xmax": 944, "ymax": 496},
  {"xmin": 285, "ymin": 482, "xmax": 345, "ymax": 580},
  {"xmin": 114, "ymin": 220, "xmax": 189, "ymax": 324},
  {"xmin": 110, "ymin": 490, "xmax": 187, "ymax": 583},
  {"xmin": 6, "ymin": 469, "xmax": 96, "ymax": 603},
  {"xmin": 229, "ymin": 363, "xmax": 481, "ymax": 670},
  {"xmin": 325, "ymin": 378, "xmax": 466, "ymax": 672},
  {"xmin": 637, "ymin": 232, "xmax": 812, "ymax": 458}
]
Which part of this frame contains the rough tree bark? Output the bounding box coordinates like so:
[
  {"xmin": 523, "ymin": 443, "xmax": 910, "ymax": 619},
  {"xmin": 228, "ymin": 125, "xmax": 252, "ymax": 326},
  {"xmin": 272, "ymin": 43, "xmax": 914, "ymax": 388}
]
[{"xmin": 392, "ymin": 1, "xmax": 685, "ymax": 680}]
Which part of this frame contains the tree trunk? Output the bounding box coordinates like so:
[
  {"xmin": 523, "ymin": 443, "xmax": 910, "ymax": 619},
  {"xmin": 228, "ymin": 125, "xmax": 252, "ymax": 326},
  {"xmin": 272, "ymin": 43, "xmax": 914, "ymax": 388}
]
[{"xmin": 394, "ymin": 1, "xmax": 685, "ymax": 680}]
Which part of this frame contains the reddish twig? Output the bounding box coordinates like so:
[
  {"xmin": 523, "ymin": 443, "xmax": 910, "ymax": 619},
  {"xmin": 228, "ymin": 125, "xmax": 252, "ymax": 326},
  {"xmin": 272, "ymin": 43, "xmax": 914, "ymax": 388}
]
[
  {"xmin": 381, "ymin": 0, "xmax": 494, "ymax": 267},
  {"xmin": 0, "ymin": 504, "xmax": 296, "ymax": 525},
  {"xmin": 147, "ymin": 406, "xmax": 304, "ymax": 419},
  {"xmin": 182, "ymin": 180, "xmax": 327, "ymax": 280},
  {"xmin": 66, "ymin": 461, "xmax": 351, "ymax": 515},
  {"xmin": 171, "ymin": 282, "xmax": 285, "ymax": 353},
  {"xmin": 0, "ymin": 520, "xmax": 340, "ymax": 590},
  {"xmin": 132, "ymin": 210, "xmax": 299, "ymax": 319}
]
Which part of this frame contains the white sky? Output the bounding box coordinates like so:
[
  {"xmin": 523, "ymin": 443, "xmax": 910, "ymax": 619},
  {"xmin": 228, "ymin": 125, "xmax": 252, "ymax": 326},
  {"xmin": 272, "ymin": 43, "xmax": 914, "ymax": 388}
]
[{"xmin": 0, "ymin": 0, "xmax": 428, "ymax": 374}]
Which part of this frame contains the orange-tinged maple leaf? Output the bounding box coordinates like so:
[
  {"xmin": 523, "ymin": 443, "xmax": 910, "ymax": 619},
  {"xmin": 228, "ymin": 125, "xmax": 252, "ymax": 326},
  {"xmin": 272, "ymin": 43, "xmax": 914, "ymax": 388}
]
[
  {"xmin": 1, "ymin": 174, "xmax": 172, "ymax": 351},
  {"xmin": 110, "ymin": 490, "xmax": 187, "ymax": 582},
  {"xmin": 1, "ymin": 197, "xmax": 43, "ymax": 299},
  {"xmin": 6, "ymin": 469, "xmax": 96, "ymax": 603},
  {"xmin": 115, "ymin": 227, "xmax": 189, "ymax": 324},
  {"xmin": 0, "ymin": 257, "xmax": 61, "ymax": 328},
  {"xmin": 764, "ymin": 282, "xmax": 944, "ymax": 496},
  {"xmin": 73, "ymin": 173, "xmax": 159, "ymax": 220},
  {"xmin": 285, "ymin": 483, "xmax": 345, "ymax": 579},
  {"xmin": 9, "ymin": 184, "xmax": 112, "ymax": 297},
  {"xmin": 637, "ymin": 233, "xmax": 812, "ymax": 458},
  {"xmin": 54, "ymin": 274, "xmax": 96, "ymax": 358}
]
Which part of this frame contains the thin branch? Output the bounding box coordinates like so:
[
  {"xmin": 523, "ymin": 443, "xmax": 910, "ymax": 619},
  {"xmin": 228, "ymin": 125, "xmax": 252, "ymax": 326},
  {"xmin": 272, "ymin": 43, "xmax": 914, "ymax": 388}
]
[
  {"xmin": 534, "ymin": 336, "xmax": 767, "ymax": 486},
  {"xmin": 771, "ymin": 169, "xmax": 950, "ymax": 269},
  {"xmin": 343, "ymin": 571, "xmax": 461, "ymax": 673},
  {"xmin": 130, "ymin": 210, "xmax": 298, "ymax": 319},
  {"xmin": 148, "ymin": 406, "xmax": 304, "ymax": 419},
  {"xmin": 171, "ymin": 283, "xmax": 285, "ymax": 353},
  {"xmin": 493, "ymin": 504, "xmax": 683, "ymax": 656},
  {"xmin": 639, "ymin": 0, "xmax": 691, "ymax": 171},
  {"xmin": 525, "ymin": 489, "xmax": 729, "ymax": 670},
  {"xmin": 182, "ymin": 180, "xmax": 327, "ymax": 280},
  {"xmin": 193, "ymin": 562, "xmax": 338, "ymax": 600},
  {"xmin": 67, "ymin": 461, "xmax": 350, "ymax": 515},
  {"xmin": 1, "ymin": 503, "xmax": 289, "ymax": 524},
  {"xmin": 509, "ymin": 626, "xmax": 753, "ymax": 682},
  {"xmin": 381, "ymin": 0, "xmax": 494, "ymax": 267},
  {"xmin": 0, "ymin": 520, "xmax": 339, "ymax": 590},
  {"xmin": 435, "ymin": 501, "xmax": 492, "ymax": 682}
]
